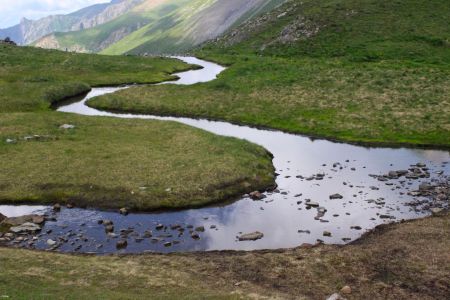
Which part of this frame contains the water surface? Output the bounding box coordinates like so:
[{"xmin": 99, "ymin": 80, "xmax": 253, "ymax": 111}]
[{"xmin": 1, "ymin": 57, "xmax": 448, "ymax": 254}]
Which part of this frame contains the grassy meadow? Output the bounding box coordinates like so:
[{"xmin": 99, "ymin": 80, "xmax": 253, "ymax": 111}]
[
  {"xmin": 89, "ymin": 0, "xmax": 450, "ymax": 147},
  {"xmin": 0, "ymin": 44, "xmax": 275, "ymax": 210}
]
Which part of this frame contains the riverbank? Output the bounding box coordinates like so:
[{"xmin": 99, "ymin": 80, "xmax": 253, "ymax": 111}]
[
  {"xmin": 0, "ymin": 45, "xmax": 275, "ymax": 210},
  {"xmin": 1, "ymin": 212, "xmax": 448, "ymax": 299},
  {"xmin": 88, "ymin": 0, "xmax": 450, "ymax": 148}
]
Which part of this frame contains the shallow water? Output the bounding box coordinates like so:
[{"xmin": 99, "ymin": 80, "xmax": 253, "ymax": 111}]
[{"xmin": 1, "ymin": 57, "xmax": 448, "ymax": 254}]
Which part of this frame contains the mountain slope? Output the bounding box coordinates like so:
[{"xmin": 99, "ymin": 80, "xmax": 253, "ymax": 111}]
[
  {"xmin": 34, "ymin": 0, "xmax": 286, "ymax": 55},
  {"xmin": 0, "ymin": 0, "xmax": 144, "ymax": 45},
  {"xmin": 203, "ymin": 0, "xmax": 450, "ymax": 62}
]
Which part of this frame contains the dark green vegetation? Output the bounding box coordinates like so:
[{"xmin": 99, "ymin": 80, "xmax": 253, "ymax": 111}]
[
  {"xmin": 1, "ymin": 213, "xmax": 448, "ymax": 299},
  {"xmin": 89, "ymin": 0, "xmax": 450, "ymax": 147},
  {"xmin": 0, "ymin": 44, "xmax": 275, "ymax": 210}
]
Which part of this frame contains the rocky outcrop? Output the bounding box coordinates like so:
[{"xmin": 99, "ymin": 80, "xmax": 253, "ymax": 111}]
[{"xmin": 0, "ymin": 0, "xmax": 144, "ymax": 45}]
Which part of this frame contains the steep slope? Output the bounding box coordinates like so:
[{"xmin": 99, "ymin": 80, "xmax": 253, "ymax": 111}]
[
  {"xmin": 0, "ymin": 0, "xmax": 144, "ymax": 45},
  {"xmin": 88, "ymin": 0, "xmax": 450, "ymax": 147},
  {"xmin": 33, "ymin": 0, "xmax": 286, "ymax": 54},
  {"xmin": 203, "ymin": 0, "xmax": 450, "ymax": 62},
  {"xmin": 103, "ymin": 0, "xmax": 286, "ymax": 54}
]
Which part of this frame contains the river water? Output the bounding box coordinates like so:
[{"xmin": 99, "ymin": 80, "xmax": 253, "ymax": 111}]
[{"xmin": 1, "ymin": 57, "xmax": 448, "ymax": 254}]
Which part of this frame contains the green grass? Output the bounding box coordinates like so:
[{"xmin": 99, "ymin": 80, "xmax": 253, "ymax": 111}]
[
  {"xmin": 0, "ymin": 44, "xmax": 190, "ymax": 112},
  {"xmin": 0, "ymin": 44, "xmax": 275, "ymax": 210},
  {"xmin": 1, "ymin": 213, "xmax": 448, "ymax": 299},
  {"xmin": 89, "ymin": 0, "xmax": 450, "ymax": 147}
]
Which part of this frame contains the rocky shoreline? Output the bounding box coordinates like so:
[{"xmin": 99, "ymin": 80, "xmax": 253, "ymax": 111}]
[{"xmin": 1, "ymin": 161, "xmax": 448, "ymax": 254}]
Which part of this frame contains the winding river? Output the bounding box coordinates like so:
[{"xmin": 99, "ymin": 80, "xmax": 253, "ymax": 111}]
[{"xmin": 1, "ymin": 57, "xmax": 449, "ymax": 254}]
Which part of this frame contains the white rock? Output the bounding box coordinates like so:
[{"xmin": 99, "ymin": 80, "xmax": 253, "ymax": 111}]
[
  {"xmin": 47, "ymin": 239, "xmax": 57, "ymax": 246},
  {"xmin": 59, "ymin": 124, "xmax": 75, "ymax": 129}
]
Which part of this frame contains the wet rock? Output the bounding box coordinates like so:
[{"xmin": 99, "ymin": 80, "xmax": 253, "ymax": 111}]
[
  {"xmin": 170, "ymin": 224, "xmax": 181, "ymax": 230},
  {"xmin": 419, "ymin": 182, "xmax": 431, "ymax": 191},
  {"xmin": 66, "ymin": 203, "xmax": 74, "ymax": 209},
  {"xmin": 350, "ymin": 226, "xmax": 362, "ymax": 230},
  {"xmin": 103, "ymin": 220, "xmax": 113, "ymax": 226},
  {"xmin": 305, "ymin": 200, "xmax": 319, "ymax": 208},
  {"xmin": 10, "ymin": 222, "xmax": 41, "ymax": 234},
  {"xmin": 60, "ymin": 124, "xmax": 75, "ymax": 129},
  {"xmin": 195, "ymin": 226, "xmax": 205, "ymax": 232},
  {"xmin": 47, "ymin": 239, "xmax": 57, "ymax": 246},
  {"xmin": 53, "ymin": 203, "xmax": 61, "ymax": 212},
  {"xmin": 191, "ymin": 232, "xmax": 200, "ymax": 240},
  {"xmin": 298, "ymin": 230, "xmax": 311, "ymax": 234},
  {"xmin": 142, "ymin": 230, "xmax": 153, "ymax": 238},
  {"xmin": 32, "ymin": 215, "xmax": 45, "ymax": 225},
  {"xmin": 155, "ymin": 224, "xmax": 164, "ymax": 230},
  {"xmin": 105, "ymin": 225, "xmax": 114, "ymax": 233},
  {"xmin": 2, "ymin": 214, "xmax": 42, "ymax": 227},
  {"xmin": 388, "ymin": 171, "xmax": 399, "ymax": 178},
  {"xmin": 116, "ymin": 240, "xmax": 128, "ymax": 249},
  {"xmin": 119, "ymin": 208, "xmax": 129, "ymax": 215},
  {"xmin": 323, "ymin": 231, "xmax": 332, "ymax": 237},
  {"xmin": 238, "ymin": 231, "xmax": 264, "ymax": 241},
  {"xmin": 329, "ymin": 194, "xmax": 344, "ymax": 200},
  {"xmin": 249, "ymin": 191, "xmax": 266, "ymax": 200},
  {"xmin": 164, "ymin": 242, "xmax": 172, "ymax": 247},
  {"xmin": 0, "ymin": 213, "xmax": 6, "ymax": 223}
]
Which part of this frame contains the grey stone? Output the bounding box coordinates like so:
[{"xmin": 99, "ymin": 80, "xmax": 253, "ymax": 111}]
[
  {"xmin": 10, "ymin": 222, "xmax": 41, "ymax": 234},
  {"xmin": 238, "ymin": 231, "xmax": 264, "ymax": 241}
]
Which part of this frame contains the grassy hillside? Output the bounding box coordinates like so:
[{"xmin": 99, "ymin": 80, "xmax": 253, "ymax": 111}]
[
  {"xmin": 1, "ymin": 213, "xmax": 448, "ymax": 299},
  {"xmin": 0, "ymin": 44, "xmax": 275, "ymax": 210},
  {"xmin": 34, "ymin": 0, "xmax": 287, "ymax": 55},
  {"xmin": 90, "ymin": 0, "xmax": 450, "ymax": 147}
]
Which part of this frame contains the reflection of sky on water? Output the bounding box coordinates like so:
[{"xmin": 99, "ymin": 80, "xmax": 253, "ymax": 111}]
[{"xmin": 1, "ymin": 57, "xmax": 448, "ymax": 254}]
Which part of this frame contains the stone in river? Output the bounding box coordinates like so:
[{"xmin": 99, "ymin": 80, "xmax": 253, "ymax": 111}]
[
  {"xmin": 2, "ymin": 214, "xmax": 41, "ymax": 226},
  {"xmin": 350, "ymin": 226, "xmax": 362, "ymax": 230},
  {"xmin": 10, "ymin": 222, "xmax": 41, "ymax": 234},
  {"xmin": 249, "ymin": 191, "xmax": 266, "ymax": 200},
  {"xmin": 53, "ymin": 203, "xmax": 61, "ymax": 211},
  {"xmin": 419, "ymin": 182, "xmax": 431, "ymax": 191},
  {"xmin": 164, "ymin": 242, "xmax": 172, "ymax": 247},
  {"xmin": 32, "ymin": 215, "xmax": 45, "ymax": 225},
  {"xmin": 329, "ymin": 194, "xmax": 344, "ymax": 200},
  {"xmin": 191, "ymin": 232, "xmax": 200, "ymax": 240},
  {"xmin": 305, "ymin": 201, "xmax": 320, "ymax": 207},
  {"xmin": 323, "ymin": 231, "xmax": 332, "ymax": 237},
  {"xmin": 119, "ymin": 208, "xmax": 129, "ymax": 215},
  {"xmin": 238, "ymin": 231, "xmax": 264, "ymax": 241},
  {"xmin": 195, "ymin": 226, "xmax": 205, "ymax": 232},
  {"xmin": 105, "ymin": 225, "xmax": 114, "ymax": 233},
  {"xmin": 116, "ymin": 240, "xmax": 128, "ymax": 249},
  {"xmin": 47, "ymin": 239, "xmax": 57, "ymax": 246}
]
